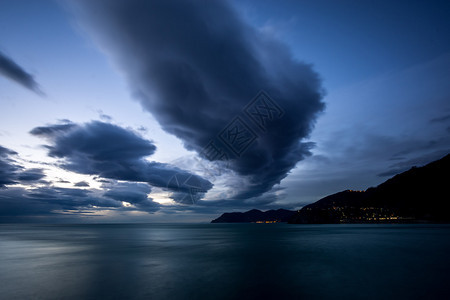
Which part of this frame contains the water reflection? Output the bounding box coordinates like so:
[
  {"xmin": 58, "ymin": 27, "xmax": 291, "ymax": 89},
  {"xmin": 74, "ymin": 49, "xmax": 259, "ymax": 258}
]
[{"xmin": 1, "ymin": 224, "xmax": 449, "ymax": 299}]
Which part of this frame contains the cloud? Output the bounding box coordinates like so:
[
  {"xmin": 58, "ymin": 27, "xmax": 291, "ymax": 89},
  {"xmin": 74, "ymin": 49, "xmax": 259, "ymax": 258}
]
[
  {"xmin": 0, "ymin": 179, "xmax": 161, "ymax": 221},
  {"xmin": 0, "ymin": 146, "xmax": 46, "ymax": 188},
  {"xmin": 31, "ymin": 121, "xmax": 213, "ymax": 202},
  {"xmin": 0, "ymin": 51, "xmax": 44, "ymax": 95},
  {"xmin": 0, "ymin": 143, "xmax": 163, "ymax": 220},
  {"xmin": 31, "ymin": 120, "xmax": 156, "ymax": 161},
  {"xmin": 0, "ymin": 188, "xmax": 60, "ymax": 219},
  {"xmin": 17, "ymin": 168, "xmax": 46, "ymax": 182},
  {"xmin": 0, "ymin": 146, "xmax": 20, "ymax": 188},
  {"xmin": 27, "ymin": 186, "xmax": 121, "ymax": 209},
  {"xmin": 71, "ymin": 0, "xmax": 325, "ymax": 200},
  {"xmin": 0, "ymin": 178, "xmax": 165, "ymax": 221},
  {"xmin": 0, "ymin": 186, "xmax": 123, "ymax": 222},
  {"xmin": 103, "ymin": 181, "xmax": 159, "ymax": 212},
  {"xmin": 30, "ymin": 123, "xmax": 76, "ymax": 138}
]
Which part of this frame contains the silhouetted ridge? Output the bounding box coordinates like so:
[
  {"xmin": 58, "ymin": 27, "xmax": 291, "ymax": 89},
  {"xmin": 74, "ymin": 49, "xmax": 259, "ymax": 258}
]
[{"xmin": 289, "ymin": 154, "xmax": 450, "ymax": 224}]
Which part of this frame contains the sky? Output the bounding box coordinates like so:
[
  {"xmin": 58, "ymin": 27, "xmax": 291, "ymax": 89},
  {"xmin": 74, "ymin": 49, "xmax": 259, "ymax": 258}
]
[{"xmin": 0, "ymin": 0, "xmax": 449, "ymax": 223}]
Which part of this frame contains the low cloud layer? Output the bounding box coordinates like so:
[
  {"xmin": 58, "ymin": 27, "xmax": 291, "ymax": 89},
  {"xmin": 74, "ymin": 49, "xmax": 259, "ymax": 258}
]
[
  {"xmin": 0, "ymin": 51, "xmax": 43, "ymax": 95},
  {"xmin": 0, "ymin": 185, "xmax": 125, "ymax": 222},
  {"xmin": 0, "ymin": 142, "xmax": 162, "ymax": 220},
  {"xmin": 31, "ymin": 121, "xmax": 212, "ymax": 201},
  {"xmin": 72, "ymin": 0, "xmax": 325, "ymax": 200},
  {"xmin": 0, "ymin": 145, "xmax": 125, "ymax": 220}
]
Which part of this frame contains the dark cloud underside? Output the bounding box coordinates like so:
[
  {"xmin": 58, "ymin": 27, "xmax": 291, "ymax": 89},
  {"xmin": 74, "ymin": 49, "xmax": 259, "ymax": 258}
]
[{"xmin": 73, "ymin": 0, "xmax": 325, "ymax": 200}]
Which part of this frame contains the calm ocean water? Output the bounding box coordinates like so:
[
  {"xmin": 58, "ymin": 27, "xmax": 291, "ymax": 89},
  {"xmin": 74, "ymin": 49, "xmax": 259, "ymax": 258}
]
[{"xmin": 0, "ymin": 223, "xmax": 449, "ymax": 299}]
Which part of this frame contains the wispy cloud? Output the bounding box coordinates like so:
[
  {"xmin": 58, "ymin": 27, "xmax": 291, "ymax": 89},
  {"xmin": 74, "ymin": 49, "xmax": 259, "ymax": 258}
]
[{"xmin": 0, "ymin": 51, "xmax": 44, "ymax": 95}]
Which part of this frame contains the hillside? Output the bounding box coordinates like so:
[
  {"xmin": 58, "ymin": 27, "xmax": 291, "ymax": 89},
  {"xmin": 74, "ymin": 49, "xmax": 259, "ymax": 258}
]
[{"xmin": 289, "ymin": 153, "xmax": 450, "ymax": 223}]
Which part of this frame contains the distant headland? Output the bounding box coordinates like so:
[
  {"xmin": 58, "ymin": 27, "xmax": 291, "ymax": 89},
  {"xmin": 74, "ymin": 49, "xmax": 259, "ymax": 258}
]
[{"xmin": 211, "ymin": 209, "xmax": 296, "ymax": 223}]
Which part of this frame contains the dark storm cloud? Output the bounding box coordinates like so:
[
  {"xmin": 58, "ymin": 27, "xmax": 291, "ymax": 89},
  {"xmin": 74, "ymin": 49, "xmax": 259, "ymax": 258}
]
[
  {"xmin": 73, "ymin": 0, "xmax": 325, "ymax": 199},
  {"xmin": 74, "ymin": 181, "xmax": 89, "ymax": 187},
  {"xmin": 31, "ymin": 121, "xmax": 212, "ymax": 201},
  {"xmin": 0, "ymin": 51, "xmax": 43, "ymax": 95},
  {"xmin": 31, "ymin": 120, "xmax": 156, "ymax": 160}
]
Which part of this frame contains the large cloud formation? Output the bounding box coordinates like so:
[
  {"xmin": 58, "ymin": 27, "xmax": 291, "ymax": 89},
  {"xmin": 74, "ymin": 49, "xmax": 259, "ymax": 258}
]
[
  {"xmin": 72, "ymin": 0, "xmax": 325, "ymax": 200},
  {"xmin": 31, "ymin": 121, "xmax": 212, "ymax": 202},
  {"xmin": 0, "ymin": 51, "xmax": 43, "ymax": 95}
]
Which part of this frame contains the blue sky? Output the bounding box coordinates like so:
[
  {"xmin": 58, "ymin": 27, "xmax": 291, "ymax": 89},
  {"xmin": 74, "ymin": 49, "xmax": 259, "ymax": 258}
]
[{"xmin": 0, "ymin": 0, "xmax": 449, "ymax": 222}]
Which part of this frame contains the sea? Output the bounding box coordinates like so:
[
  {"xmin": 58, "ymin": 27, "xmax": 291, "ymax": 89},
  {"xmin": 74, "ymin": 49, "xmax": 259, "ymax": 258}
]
[{"xmin": 1, "ymin": 223, "xmax": 449, "ymax": 300}]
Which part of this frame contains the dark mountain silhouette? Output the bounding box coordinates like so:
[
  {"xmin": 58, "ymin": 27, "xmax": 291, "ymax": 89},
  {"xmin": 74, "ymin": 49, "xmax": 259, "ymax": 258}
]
[
  {"xmin": 211, "ymin": 209, "xmax": 296, "ymax": 223},
  {"xmin": 289, "ymin": 153, "xmax": 450, "ymax": 224}
]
